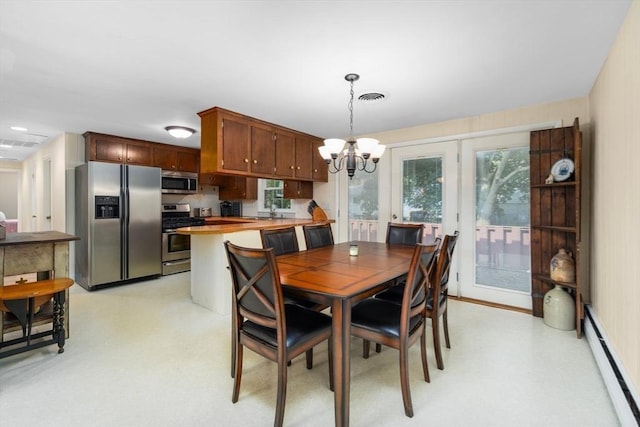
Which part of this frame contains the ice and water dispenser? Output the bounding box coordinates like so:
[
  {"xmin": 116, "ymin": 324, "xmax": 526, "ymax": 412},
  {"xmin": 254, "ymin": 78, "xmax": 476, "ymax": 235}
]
[{"xmin": 95, "ymin": 196, "xmax": 120, "ymax": 219}]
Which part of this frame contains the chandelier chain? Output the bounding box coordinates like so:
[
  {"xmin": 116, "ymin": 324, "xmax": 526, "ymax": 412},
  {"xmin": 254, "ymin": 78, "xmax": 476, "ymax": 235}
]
[{"xmin": 348, "ymin": 79, "xmax": 355, "ymax": 139}]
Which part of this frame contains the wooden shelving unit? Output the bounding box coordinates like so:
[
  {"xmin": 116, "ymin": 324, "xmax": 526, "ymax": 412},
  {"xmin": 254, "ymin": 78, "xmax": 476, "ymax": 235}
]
[{"xmin": 529, "ymin": 118, "xmax": 586, "ymax": 337}]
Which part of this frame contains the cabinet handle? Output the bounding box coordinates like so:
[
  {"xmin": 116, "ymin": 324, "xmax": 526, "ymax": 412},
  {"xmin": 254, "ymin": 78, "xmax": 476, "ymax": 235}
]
[
  {"xmin": 290, "ymin": 166, "xmax": 294, "ymax": 170},
  {"xmin": 253, "ymin": 160, "xmax": 258, "ymax": 164},
  {"xmin": 244, "ymin": 158, "xmax": 249, "ymax": 163},
  {"xmin": 296, "ymin": 166, "xmax": 300, "ymax": 170},
  {"xmin": 313, "ymin": 168, "xmax": 318, "ymax": 173}
]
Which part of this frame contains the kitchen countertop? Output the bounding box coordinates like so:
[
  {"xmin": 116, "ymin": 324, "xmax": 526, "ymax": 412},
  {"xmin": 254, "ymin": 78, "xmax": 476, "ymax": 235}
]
[{"xmin": 176, "ymin": 216, "xmax": 331, "ymax": 235}]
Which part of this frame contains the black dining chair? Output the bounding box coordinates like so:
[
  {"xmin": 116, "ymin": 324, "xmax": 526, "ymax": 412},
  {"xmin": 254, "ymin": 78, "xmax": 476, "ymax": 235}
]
[
  {"xmin": 350, "ymin": 243, "xmax": 437, "ymax": 417},
  {"xmin": 376, "ymin": 231, "xmax": 459, "ymax": 370},
  {"xmin": 363, "ymin": 222, "xmax": 425, "ymax": 356},
  {"xmin": 302, "ymin": 223, "xmax": 334, "ymax": 250},
  {"xmin": 260, "ymin": 227, "xmax": 327, "ymax": 313},
  {"xmin": 224, "ymin": 241, "xmax": 333, "ymax": 427},
  {"xmin": 425, "ymin": 231, "xmax": 459, "ymax": 370},
  {"xmin": 386, "ymin": 222, "xmax": 425, "ymax": 246}
]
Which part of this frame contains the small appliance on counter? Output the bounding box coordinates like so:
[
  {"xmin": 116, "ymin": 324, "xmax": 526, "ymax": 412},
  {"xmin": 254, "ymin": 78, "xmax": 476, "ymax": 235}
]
[
  {"xmin": 193, "ymin": 207, "xmax": 213, "ymax": 218},
  {"xmin": 220, "ymin": 201, "xmax": 242, "ymax": 217}
]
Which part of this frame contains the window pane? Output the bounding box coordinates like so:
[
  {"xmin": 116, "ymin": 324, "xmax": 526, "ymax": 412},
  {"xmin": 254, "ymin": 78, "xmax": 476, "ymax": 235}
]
[
  {"xmin": 262, "ymin": 179, "xmax": 291, "ymax": 210},
  {"xmin": 348, "ymin": 170, "xmax": 379, "ymax": 241},
  {"xmin": 401, "ymin": 156, "xmax": 443, "ymax": 243},
  {"xmin": 475, "ymin": 147, "xmax": 530, "ymax": 292}
]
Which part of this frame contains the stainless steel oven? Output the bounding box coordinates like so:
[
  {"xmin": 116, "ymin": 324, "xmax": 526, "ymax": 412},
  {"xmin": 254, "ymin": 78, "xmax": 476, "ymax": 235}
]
[{"xmin": 161, "ymin": 204, "xmax": 204, "ymax": 275}]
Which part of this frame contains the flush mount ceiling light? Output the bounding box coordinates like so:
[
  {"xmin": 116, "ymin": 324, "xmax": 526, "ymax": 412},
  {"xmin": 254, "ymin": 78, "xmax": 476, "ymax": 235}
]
[
  {"xmin": 318, "ymin": 73, "xmax": 385, "ymax": 179},
  {"xmin": 165, "ymin": 126, "xmax": 196, "ymax": 139}
]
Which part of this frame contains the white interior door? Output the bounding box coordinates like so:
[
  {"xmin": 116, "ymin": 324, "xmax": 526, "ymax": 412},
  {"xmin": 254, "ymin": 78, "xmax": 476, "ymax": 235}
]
[
  {"xmin": 42, "ymin": 158, "xmax": 52, "ymax": 231},
  {"xmin": 391, "ymin": 140, "xmax": 459, "ymax": 287},
  {"xmin": 459, "ymin": 132, "xmax": 531, "ymax": 309}
]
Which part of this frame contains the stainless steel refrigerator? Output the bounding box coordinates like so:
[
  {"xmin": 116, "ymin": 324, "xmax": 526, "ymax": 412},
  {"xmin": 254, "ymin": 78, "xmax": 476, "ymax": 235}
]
[{"xmin": 75, "ymin": 161, "xmax": 162, "ymax": 290}]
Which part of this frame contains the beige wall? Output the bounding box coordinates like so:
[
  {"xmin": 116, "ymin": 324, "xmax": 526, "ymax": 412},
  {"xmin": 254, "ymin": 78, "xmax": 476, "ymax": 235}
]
[{"xmin": 589, "ymin": 0, "xmax": 640, "ymax": 400}]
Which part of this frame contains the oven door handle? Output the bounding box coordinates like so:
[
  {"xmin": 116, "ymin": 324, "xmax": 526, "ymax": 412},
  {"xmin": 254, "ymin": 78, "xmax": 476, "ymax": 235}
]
[{"xmin": 164, "ymin": 229, "xmax": 177, "ymax": 233}]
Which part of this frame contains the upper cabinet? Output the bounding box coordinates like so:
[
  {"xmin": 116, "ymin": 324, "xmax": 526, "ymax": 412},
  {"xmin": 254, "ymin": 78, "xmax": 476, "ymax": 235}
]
[
  {"xmin": 153, "ymin": 144, "xmax": 200, "ymax": 173},
  {"xmin": 85, "ymin": 132, "xmax": 153, "ymax": 166},
  {"xmin": 85, "ymin": 132, "xmax": 199, "ymax": 173},
  {"xmin": 198, "ymin": 107, "xmax": 328, "ymax": 182}
]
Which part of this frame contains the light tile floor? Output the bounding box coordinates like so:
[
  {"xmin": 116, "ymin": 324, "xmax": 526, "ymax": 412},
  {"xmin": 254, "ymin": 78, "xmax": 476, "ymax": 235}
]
[{"xmin": 0, "ymin": 272, "xmax": 619, "ymax": 426}]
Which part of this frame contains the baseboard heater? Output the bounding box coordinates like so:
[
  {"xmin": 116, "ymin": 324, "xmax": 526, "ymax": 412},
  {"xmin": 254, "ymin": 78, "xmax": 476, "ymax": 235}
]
[{"xmin": 584, "ymin": 305, "xmax": 640, "ymax": 426}]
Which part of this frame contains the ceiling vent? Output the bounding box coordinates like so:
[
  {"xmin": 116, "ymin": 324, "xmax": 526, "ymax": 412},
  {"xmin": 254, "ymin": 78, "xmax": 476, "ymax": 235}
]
[{"xmin": 358, "ymin": 92, "xmax": 386, "ymax": 102}]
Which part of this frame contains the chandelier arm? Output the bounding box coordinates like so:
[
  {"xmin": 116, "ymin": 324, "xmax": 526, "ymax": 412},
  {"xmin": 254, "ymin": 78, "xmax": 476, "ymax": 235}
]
[{"xmin": 361, "ymin": 159, "xmax": 378, "ymax": 174}]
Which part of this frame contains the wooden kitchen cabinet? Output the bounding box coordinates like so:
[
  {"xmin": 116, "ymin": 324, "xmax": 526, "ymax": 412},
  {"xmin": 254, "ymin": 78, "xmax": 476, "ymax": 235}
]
[
  {"xmin": 85, "ymin": 132, "xmax": 153, "ymax": 166},
  {"xmin": 311, "ymin": 138, "xmax": 329, "ymax": 182},
  {"xmin": 218, "ymin": 175, "xmax": 258, "ymax": 200},
  {"xmin": 153, "ymin": 145, "xmax": 200, "ymax": 172},
  {"xmin": 530, "ymin": 118, "xmax": 587, "ymax": 337},
  {"xmin": 283, "ymin": 180, "xmax": 313, "ymax": 199},
  {"xmin": 250, "ymin": 122, "xmax": 276, "ymax": 175},
  {"xmin": 294, "ymin": 135, "xmax": 313, "ymax": 180},
  {"xmin": 274, "ymin": 129, "xmax": 296, "ymax": 178},
  {"xmin": 198, "ymin": 107, "xmax": 328, "ymax": 182}
]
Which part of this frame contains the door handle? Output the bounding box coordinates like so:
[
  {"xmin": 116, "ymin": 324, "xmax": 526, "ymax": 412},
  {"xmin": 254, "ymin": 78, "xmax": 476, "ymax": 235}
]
[{"xmin": 392, "ymin": 214, "xmax": 397, "ymax": 219}]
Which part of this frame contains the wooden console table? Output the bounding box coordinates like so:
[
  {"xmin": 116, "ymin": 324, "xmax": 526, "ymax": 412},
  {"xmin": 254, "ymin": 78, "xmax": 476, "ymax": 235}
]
[{"xmin": 0, "ymin": 231, "xmax": 79, "ymax": 356}]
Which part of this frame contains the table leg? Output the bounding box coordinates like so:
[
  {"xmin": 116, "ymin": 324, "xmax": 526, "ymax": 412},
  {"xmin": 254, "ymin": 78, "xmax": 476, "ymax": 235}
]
[
  {"xmin": 53, "ymin": 291, "xmax": 66, "ymax": 353},
  {"xmin": 332, "ymin": 298, "xmax": 351, "ymax": 427}
]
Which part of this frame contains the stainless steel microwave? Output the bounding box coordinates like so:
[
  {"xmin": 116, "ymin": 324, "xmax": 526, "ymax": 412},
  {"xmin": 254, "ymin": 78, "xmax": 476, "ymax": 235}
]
[{"xmin": 161, "ymin": 171, "xmax": 198, "ymax": 194}]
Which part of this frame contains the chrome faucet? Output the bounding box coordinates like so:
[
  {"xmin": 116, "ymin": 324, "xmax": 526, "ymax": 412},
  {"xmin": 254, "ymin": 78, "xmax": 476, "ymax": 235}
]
[{"xmin": 269, "ymin": 204, "xmax": 277, "ymax": 218}]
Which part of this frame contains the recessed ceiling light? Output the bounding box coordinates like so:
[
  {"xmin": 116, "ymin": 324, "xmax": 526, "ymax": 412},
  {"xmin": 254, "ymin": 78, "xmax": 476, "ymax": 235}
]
[{"xmin": 10, "ymin": 126, "xmax": 28, "ymax": 132}]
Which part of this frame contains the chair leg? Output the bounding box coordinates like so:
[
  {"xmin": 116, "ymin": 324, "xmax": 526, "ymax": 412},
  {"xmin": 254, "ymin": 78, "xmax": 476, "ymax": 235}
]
[
  {"xmin": 420, "ymin": 328, "xmax": 430, "ymax": 383},
  {"xmin": 398, "ymin": 343, "xmax": 414, "ymax": 418},
  {"xmin": 275, "ymin": 355, "xmax": 288, "ymax": 427},
  {"xmin": 432, "ymin": 314, "xmax": 444, "ymax": 370},
  {"xmin": 443, "ymin": 308, "xmax": 451, "ymax": 349},
  {"xmin": 375, "ymin": 343, "xmax": 382, "ymax": 353},
  {"xmin": 306, "ymin": 348, "xmax": 313, "ymax": 369},
  {"xmin": 363, "ymin": 339, "xmax": 370, "ymax": 359},
  {"xmin": 232, "ymin": 344, "xmax": 243, "ymax": 403}
]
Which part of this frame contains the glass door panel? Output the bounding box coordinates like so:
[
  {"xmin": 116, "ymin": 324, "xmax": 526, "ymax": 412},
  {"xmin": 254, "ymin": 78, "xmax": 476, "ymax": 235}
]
[
  {"xmin": 348, "ymin": 170, "xmax": 379, "ymax": 242},
  {"xmin": 460, "ymin": 132, "xmax": 531, "ymax": 308}
]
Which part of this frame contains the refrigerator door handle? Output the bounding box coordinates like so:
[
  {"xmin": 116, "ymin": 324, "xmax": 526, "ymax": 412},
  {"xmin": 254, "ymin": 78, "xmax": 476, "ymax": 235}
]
[{"xmin": 121, "ymin": 165, "xmax": 129, "ymax": 279}]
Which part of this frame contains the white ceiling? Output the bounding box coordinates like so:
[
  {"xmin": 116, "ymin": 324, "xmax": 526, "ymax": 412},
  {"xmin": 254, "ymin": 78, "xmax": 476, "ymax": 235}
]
[{"xmin": 0, "ymin": 0, "xmax": 632, "ymax": 162}]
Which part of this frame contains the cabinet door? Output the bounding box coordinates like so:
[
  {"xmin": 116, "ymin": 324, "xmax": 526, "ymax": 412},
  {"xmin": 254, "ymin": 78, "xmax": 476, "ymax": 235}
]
[
  {"xmin": 283, "ymin": 180, "xmax": 313, "ymax": 199},
  {"xmin": 153, "ymin": 146, "xmax": 178, "ymax": 170},
  {"xmin": 275, "ymin": 130, "xmax": 296, "ymax": 178},
  {"xmin": 250, "ymin": 124, "xmax": 275, "ymax": 175},
  {"xmin": 177, "ymin": 150, "xmax": 199, "ymax": 172},
  {"xmin": 219, "ymin": 176, "xmax": 258, "ymax": 200},
  {"xmin": 93, "ymin": 135, "xmax": 125, "ymax": 163},
  {"xmin": 294, "ymin": 135, "xmax": 313, "ymax": 180},
  {"xmin": 311, "ymin": 138, "xmax": 328, "ymax": 182},
  {"xmin": 125, "ymin": 141, "xmax": 152, "ymax": 166},
  {"xmin": 221, "ymin": 116, "xmax": 250, "ymax": 173}
]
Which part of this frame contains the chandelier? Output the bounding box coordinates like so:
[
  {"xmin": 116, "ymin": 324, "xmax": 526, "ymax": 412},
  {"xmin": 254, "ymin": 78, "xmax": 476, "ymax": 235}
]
[{"xmin": 318, "ymin": 73, "xmax": 385, "ymax": 179}]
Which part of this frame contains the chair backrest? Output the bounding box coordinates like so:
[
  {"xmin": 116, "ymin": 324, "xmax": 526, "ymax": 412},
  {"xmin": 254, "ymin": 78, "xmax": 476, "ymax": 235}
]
[
  {"xmin": 260, "ymin": 227, "xmax": 299, "ymax": 256},
  {"xmin": 439, "ymin": 231, "xmax": 459, "ymax": 289},
  {"xmin": 302, "ymin": 223, "xmax": 334, "ymax": 250},
  {"xmin": 400, "ymin": 243, "xmax": 438, "ymax": 331},
  {"xmin": 224, "ymin": 241, "xmax": 284, "ymax": 329},
  {"xmin": 386, "ymin": 222, "xmax": 424, "ymax": 246}
]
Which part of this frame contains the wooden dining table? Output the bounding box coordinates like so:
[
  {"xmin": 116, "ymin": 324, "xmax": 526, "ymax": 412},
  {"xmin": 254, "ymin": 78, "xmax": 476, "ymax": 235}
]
[{"xmin": 276, "ymin": 241, "xmax": 416, "ymax": 427}]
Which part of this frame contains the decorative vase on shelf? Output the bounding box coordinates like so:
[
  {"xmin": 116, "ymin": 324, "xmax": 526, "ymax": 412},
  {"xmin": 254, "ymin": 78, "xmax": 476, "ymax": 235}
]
[
  {"xmin": 550, "ymin": 248, "xmax": 575, "ymax": 282},
  {"xmin": 543, "ymin": 285, "xmax": 576, "ymax": 330}
]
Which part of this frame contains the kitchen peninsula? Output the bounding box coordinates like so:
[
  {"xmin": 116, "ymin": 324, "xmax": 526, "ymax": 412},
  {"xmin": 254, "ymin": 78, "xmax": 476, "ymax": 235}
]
[{"xmin": 177, "ymin": 217, "xmax": 329, "ymax": 313}]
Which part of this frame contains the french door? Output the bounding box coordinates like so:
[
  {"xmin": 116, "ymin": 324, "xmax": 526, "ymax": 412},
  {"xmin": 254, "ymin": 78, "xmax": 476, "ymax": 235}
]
[
  {"xmin": 459, "ymin": 132, "xmax": 531, "ymax": 309},
  {"xmin": 390, "ymin": 141, "xmax": 459, "ymax": 291},
  {"xmin": 342, "ymin": 130, "xmax": 532, "ymax": 309}
]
